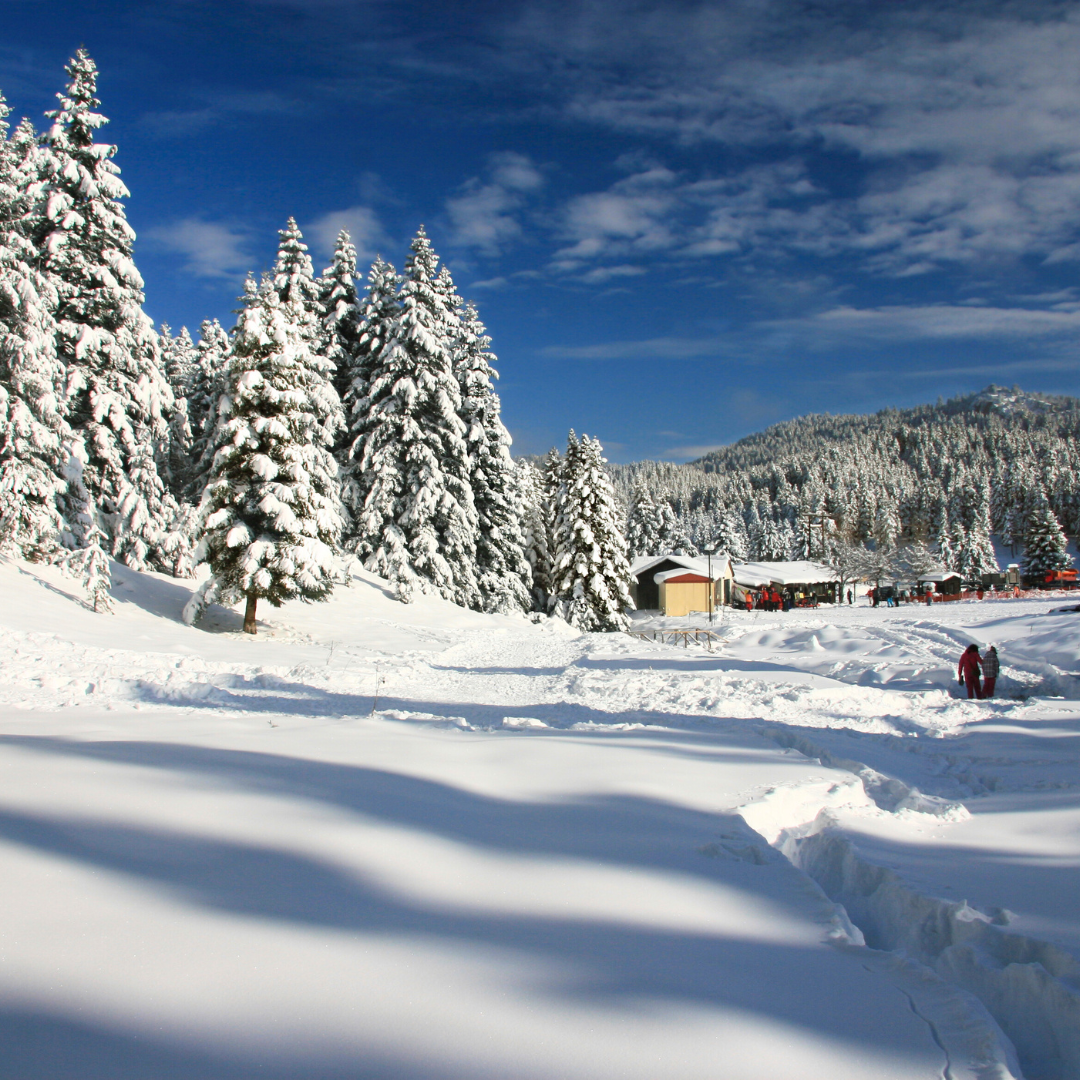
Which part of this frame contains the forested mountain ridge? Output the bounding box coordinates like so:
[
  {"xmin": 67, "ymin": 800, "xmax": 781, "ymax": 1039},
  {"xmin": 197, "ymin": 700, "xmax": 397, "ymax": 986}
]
[{"xmin": 610, "ymin": 386, "xmax": 1080, "ymax": 576}]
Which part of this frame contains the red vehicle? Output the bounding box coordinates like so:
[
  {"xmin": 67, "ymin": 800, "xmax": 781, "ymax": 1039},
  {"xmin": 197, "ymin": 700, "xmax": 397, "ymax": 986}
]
[{"xmin": 1043, "ymin": 569, "xmax": 1079, "ymax": 588}]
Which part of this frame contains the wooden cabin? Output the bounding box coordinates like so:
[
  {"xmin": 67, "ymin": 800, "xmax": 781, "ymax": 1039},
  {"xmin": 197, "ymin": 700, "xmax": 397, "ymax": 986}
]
[{"xmin": 629, "ymin": 554, "xmax": 734, "ymax": 613}]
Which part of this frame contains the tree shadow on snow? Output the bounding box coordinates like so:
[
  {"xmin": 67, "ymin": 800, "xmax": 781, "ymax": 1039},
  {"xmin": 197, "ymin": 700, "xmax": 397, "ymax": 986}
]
[
  {"xmin": 0, "ymin": 788, "xmax": 939, "ymax": 1074},
  {"xmin": 0, "ymin": 1004, "xmax": 468, "ymax": 1080}
]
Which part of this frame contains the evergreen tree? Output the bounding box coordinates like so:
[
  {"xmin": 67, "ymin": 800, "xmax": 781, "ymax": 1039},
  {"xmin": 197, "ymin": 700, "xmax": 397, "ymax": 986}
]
[
  {"xmin": 932, "ymin": 502, "xmax": 956, "ymax": 572},
  {"xmin": 185, "ymin": 318, "xmax": 231, "ymax": 502},
  {"xmin": 953, "ymin": 483, "xmax": 999, "ymax": 580},
  {"xmin": 160, "ymin": 324, "xmax": 198, "ymax": 500},
  {"xmin": 317, "ymin": 230, "xmax": 362, "ymax": 404},
  {"xmin": 191, "ymin": 258, "xmax": 344, "ymax": 634},
  {"xmin": 33, "ymin": 50, "xmax": 181, "ymax": 572},
  {"xmin": 453, "ymin": 296, "xmax": 530, "ymax": 612},
  {"xmin": 340, "ymin": 256, "xmax": 398, "ymax": 517},
  {"xmin": 712, "ymin": 505, "xmax": 748, "ymax": 560},
  {"xmin": 626, "ymin": 481, "xmax": 662, "ymax": 557},
  {"xmin": 550, "ymin": 432, "xmax": 631, "ymax": 631},
  {"xmin": 520, "ymin": 457, "xmax": 555, "ymax": 613},
  {"xmin": 347, "ymin": 226, "xmax": 479, "ymax": 606},
  {"xmin": 1022, "ymin": 491, "xmax": 1073, "ymax": 580},
  {"xmin": 0, "ymin": 100, "xmax": 68, "ymax": 553},
  {"xmin": 54, "ymin": 439, "xmax": 112, "ymax": 610},
  {"xmin": 657, "ymin": 490, "xmax": 697, "ymax": 555}
]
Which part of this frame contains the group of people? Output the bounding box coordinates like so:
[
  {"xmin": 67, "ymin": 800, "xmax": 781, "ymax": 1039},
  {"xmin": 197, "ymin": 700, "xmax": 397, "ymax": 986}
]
[
  {"xmin": 743, "ymin": 587, "xmax": 794, "ymax": 612},
  {"xmin": 958, "ymin": 644, "xmax": 1000, "ymax": 699}
]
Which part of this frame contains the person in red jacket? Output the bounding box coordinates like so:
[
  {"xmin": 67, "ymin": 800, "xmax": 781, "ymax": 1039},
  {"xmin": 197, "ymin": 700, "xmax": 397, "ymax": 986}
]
[{"xmin": 958, "ymin": 644, "xmax": 983, "ymax": 699}]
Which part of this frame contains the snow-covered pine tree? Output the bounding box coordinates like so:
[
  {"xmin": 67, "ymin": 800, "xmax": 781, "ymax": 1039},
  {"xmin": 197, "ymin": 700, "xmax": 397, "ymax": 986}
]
[
  {"xmin": 159, "ymin": 324, "xmax": 198, "ymax": 501},
  {"xmin": 550, "ymin": 432, "xmax": 632, "ymax": 631},
  {"xmin": 453, "ymin": 296, "xmax": 531, "ymax": 612},
  {"xmin": 192, "ymin": 256, "xmax": 344, "ymax": 634},
  {"xmin": 346, "ymin": 226, "xmax": 479, "ymax": 606},
  {"xmin": 340, "ymin": 256, "xmax": 399, "ymax": 514},
  {"xmin": 953, "ymin": 483, "xmax": 999, "ymax": 580},
  {"xmin": 712, "ymin": 504, "xmax": 748, "ymax": 560},
  {"xmin": 1022, "ymin": 490, "xmax": 1073, "ymax": 580},
  {"xmin": 161, "ymin": 324, "xmax": 198, "ymax": 398},
  {"xmin": 54, "ymin": 438, "xmax": 113, "ymax": 610},
  {"xmin": 317, "ymin": 229, "xmax": 361, "ymax": 404},
  {"xmin": 625, "ymin": 481, "xmax": 661, "ymax": 557},
  {"xmin": 273, "ymin": 217, "xmax": 324, "ymax": 328},
  {"xmin": 520, "ymin": 457, "xmax": 554, "ymax": 613},
  {"xmin": 185, "ymin": 318, "xmax": 230, "ymax": 501},
  {"xmin": 657, "ymin": 490, "xmax": 697, "ymax": 555},
  {"xmin": 931, "ymin": 501, "xmax": 956, "ymax": 572},
  {"xmin": 0, "ymin": 100, "xmax": 69, "ymax": 554},
  {"xmin": 32, "ymin": 50, "xmax": 182, "ymax": 572},
  {"xmin": 751, "ymin": 503, "xmax": 786, "ymax": 561}
]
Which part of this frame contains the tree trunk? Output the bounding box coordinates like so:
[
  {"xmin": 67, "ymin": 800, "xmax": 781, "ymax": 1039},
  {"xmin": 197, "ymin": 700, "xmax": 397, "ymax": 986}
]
[{"xmin": 243, "ymin": 592, "xmax": 258, "ymax": 635}]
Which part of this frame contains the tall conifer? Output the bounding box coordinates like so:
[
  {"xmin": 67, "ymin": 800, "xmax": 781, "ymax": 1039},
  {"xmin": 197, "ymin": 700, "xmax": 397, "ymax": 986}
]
[{"xmin": 33, "ymin": 50, "xmax": 180, "ymax": 571}]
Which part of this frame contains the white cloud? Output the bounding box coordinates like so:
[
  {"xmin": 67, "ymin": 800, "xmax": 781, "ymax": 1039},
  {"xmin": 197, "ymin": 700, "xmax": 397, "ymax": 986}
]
[
  {"xmin": 498, "ymin": 3, "xmax": 1080, "ymax": 275},
  {"xmin": 579, "ymin": 264, "xmax": 647, "ymax": 284},
  {"xmin": 765, "ymin": 304, "xmax": 1080, "ymax": 345},
  {"xmin": 139, "ymin": 91, "xmax": 303, "ymax": 136},
  {"xmin": 143, "ymin": 217, "xmax": 252, "ymax": 279},
  {"xmin": 539, "ymin": 336, "xmax": 734, "ymax": 361},
  {"xmin": 446, "ymin": 152, "xmax": 544, "ymax": 255},
  {"xmin": 305, "ymin": 206, "xmax": 387, "ymax": 265}
]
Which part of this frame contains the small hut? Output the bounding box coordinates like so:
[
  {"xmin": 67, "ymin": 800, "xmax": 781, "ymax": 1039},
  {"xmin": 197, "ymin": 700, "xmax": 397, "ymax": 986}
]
[{"xmin": 629, "ymin": 554, "xmax": 734, "ymax": 613}]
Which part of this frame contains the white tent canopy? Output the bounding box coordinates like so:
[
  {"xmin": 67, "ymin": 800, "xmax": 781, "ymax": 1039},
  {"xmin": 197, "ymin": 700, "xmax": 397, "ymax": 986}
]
[{"xmin": 733, "ymin": 560, "xmax": 838, "ymax": 588}]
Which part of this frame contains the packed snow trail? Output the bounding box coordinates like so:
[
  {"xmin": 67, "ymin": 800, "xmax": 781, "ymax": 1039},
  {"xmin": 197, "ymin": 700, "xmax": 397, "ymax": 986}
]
[{"xmin": 1, "ymin": 559, "xmax": 1079, "ymax": 1077}]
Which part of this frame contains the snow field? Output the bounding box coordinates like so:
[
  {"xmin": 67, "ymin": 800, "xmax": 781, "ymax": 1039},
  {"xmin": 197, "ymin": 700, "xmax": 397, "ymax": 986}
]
[{"xmin": 2, "ymin": 557, "xmax": 1080, "ymax": 1077}]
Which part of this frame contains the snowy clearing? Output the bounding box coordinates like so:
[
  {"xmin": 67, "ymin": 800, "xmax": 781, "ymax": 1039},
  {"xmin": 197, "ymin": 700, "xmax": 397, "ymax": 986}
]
[{"xmin": 1, "ymin": 557, "xmax": 1078, "ymax": 1079}]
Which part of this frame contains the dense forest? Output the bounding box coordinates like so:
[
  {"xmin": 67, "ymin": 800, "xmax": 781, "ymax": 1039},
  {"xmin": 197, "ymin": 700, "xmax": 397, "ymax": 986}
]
[{"xmin": 612, "ymin": 386, "xmax": 1080, "ymax": 580}]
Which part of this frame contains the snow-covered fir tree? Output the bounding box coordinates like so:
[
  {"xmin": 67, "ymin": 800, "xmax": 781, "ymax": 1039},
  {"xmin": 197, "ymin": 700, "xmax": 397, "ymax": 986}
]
[
  {"xmin": 54, "ymin": 439, "xmax": 112, "ymax": 610},
  {"xmin": 317, "ymin": 230, "xmax": 361, "ymax": 404},
  {"xmin": 340, "ymin": 255, "xmax": 399, "ymax": 513},
  {"xmin": 346, "ymin": 226, "xmax": 479, "ymax": 606},
  {"xmin": 184, "ymin": 318, "xmax": 231, "ymax": 501},
  {"xmin": 1022, "ymin": 491, "xmax": 1072, "ymax": 580},
  {"xmin": 657, "ymin": 490, "xmax": 697, "ymax": 555},
  {"xmin": 520, "ymin": 456, "xmax": 555, "ymax": 613},
  {"xmin": 0, "ymin": 100, "xmax": 69, "ymax": 554},
  {"xmin": 712, "ymin": 505, "xmax": 748, "ymax": 560},
  {"xmin": 550, "ymin": 432, "xmax": 632, "ymax": 631},
  {"xmin": 625, "ymin": 481, "xmax": 662, "ymax": 558},
  {"xmin": 190, "ymin": 252, "xmax": 344, "ymax": 634},
  {"xmin": 31, "ymin": 50, "xmax": 182, "ymax": 572},
  {"xmin": 952, "ymin": 483, "xmax": 999, "ymax": 579},
  {"xmin": 160, "ymin": 324, "xmax": 198, "ymax": 500},
  {"xmin": 453, "ymin": 295, "xmax": 531, "ymax": 613}
]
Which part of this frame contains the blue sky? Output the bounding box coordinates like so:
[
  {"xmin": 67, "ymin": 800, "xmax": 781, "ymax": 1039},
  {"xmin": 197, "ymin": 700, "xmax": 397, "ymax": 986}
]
[{"xmin": 4, "ymin": 0, "xmax": 1080, "ymax": 461}]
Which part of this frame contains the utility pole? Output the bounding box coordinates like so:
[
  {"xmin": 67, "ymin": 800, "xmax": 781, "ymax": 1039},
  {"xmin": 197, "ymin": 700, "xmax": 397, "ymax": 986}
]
[{"xmin": 707, "ymin": 549, "xmax": 714, "ymax": 623}]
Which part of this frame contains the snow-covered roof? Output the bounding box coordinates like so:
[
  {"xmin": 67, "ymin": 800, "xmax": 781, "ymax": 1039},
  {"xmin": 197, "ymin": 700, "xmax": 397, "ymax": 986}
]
[
  {"xmin": 732, "ymin": 560, "xmax": 838, "ymax": 587},
  {"xmin": 630, "ymin": 553, "xmax": 732, "ymax": 580},
  {"xmin": 918, "ymin": 572, "xmax": 961, "ymax": 582},
  {"xmin": 653, "ymin": 568, "xmax": 714, "ymax": 584}
]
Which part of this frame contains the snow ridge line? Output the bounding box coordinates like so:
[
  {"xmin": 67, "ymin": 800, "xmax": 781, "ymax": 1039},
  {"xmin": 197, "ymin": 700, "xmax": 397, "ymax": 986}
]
[
  {"xmin": 730, "ymin": 729, "xmax": 1078, "ymax": 1078},
  {"xmin": 752, "ymin": 724, "xmax": 969, "ymax": 819},
  {"xmin": 729, "ymin": 782, "xmax": 1022, "ymax": 1079},
  {"xmin": 781, "ymin": 817, "xmax": 1080, "ymax": 1080}
]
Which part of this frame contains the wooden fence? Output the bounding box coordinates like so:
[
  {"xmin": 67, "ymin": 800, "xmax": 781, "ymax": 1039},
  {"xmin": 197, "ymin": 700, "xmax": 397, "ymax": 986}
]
[{"xmin": 628, "ymin": 628, "xmax": 727, "ymax": 650}]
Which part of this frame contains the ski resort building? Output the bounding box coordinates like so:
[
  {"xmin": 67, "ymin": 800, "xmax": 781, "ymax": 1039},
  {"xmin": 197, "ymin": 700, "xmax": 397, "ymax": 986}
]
[
  {"xmin": 733, "ymin": 560, "xmax": 839, "ymax": 605},
  {"xmin": 629, "ymin": 554, "xmax": 734, "ymax": 615}
]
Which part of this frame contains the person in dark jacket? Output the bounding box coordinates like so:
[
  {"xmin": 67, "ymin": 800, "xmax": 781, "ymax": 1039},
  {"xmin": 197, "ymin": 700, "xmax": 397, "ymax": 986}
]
[
  {"xmin": 981, "ymin": 645, "xmax": 1000, "ymax": 699},
  {"xmin": 958, "ymin": 644, "xmax": 983, "ymax": 699}
]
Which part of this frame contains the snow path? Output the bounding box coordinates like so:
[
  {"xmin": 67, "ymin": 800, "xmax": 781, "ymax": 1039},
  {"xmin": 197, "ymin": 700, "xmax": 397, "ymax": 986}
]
[{"xmin": 2, "ymin": 560, "xmax": 1080, "ymax": 1077}]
